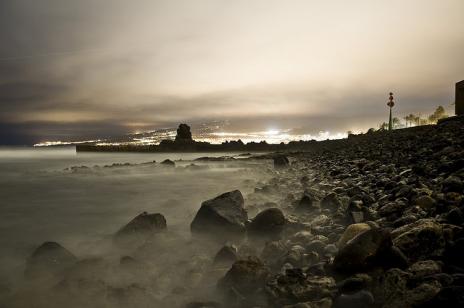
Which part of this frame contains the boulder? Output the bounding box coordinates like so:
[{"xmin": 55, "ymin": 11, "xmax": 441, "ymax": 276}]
[
  {"xmin": 408, "ymin": 260, "xmax": 442, "ymax": 279},
  {"xmin": 247, "ymin": 208, "xmax": 286, "ymax": 240},
  {"xmin": 392, "ymin": 219, "xmax": 445, "ymax": 261},
  {"xmin": 25, "ymin": 241, "xmax": 77, "ymax": 279},
  {"xmin": 217, "ymin": 257, "xmax": 269, "ymax": 296},
  {"xmin": 191, "ymin": 190, "xmax": 248, "ymax": 240},
  {"xmin": 337, "ymin": 223, "xmax": 371, "ymax": 249},
  {"xmin": 114, "ymin": 212, "xmax": 166, "ymax": 246},
  {"xmin": 261, "ymin": 240, "xmax": 288, "ymax": 267},
  {"xmin": 273, "ymin": 155, "xmax": 290, "ymax": 168},
  {"xmin": 214, "ymin": 245, "xmax": 238, "ymax": 266},
  {"xmin": 266, "ymin": 269, "xmax": 335, "ymax": 306},
  {"xmin": 320, "ymin": 193, "xmax": 342, "ymax": 212},
  {"xmin": 296, "ymin": 193, "xmax": 320, "ymax": 212},
  {"xmin": 333, "ymin": 228, "xmax": 392, "ymax": 273},
  {"xmin": 414, "ymin": 195, "xmax": 436, "ymax": 210},
  {"xmin": 160, "ymin": 159, "xmax": 175, "ymax": 166},
  {"xmin": 442, "ymin": 176, "xmax": 463, "ymax": 193}
]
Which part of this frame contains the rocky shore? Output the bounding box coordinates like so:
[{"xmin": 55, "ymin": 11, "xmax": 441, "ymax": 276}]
[{"xmin": 3, "ymin": 117, "xmax": 464, "ymax": 307}]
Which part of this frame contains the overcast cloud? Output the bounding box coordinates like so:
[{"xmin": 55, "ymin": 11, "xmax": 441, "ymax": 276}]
[{"xmin": 0, "ymin": 0, "xmax": 463, "ymax": 144}]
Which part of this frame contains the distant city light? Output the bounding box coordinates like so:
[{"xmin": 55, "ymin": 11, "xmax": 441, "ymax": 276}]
[{"xmin": 33, "ymin": 123, "xmax": 349, "ymax": 147}]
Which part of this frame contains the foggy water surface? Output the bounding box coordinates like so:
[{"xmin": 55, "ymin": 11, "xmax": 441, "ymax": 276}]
[{"xmin": 0, "ymin": 147, "xmax": 270, "ymax": 290}]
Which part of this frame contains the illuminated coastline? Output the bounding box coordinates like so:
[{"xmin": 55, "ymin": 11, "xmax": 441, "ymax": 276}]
[{"xmin": 33, "ymin": 128, "xmax": 348, "ymax": 147}]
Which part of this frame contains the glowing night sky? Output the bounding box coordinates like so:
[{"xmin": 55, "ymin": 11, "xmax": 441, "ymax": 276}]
[{"xmin": 0, "ymin": 0, "xmax": 463, "ymax": 144}]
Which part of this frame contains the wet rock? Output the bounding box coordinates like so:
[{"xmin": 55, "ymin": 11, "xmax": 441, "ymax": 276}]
[
  {"xmin": 191, "ymin": 190, "xmax": 248, "ymax": 240},
  {"xmin": 273, "ymin": 155, "xmax": 290, "ymax": 168},
  {"xmin": 337, "ymin": 223, "xmax": 371, "ymax": 249},
  {"xmin": 337, "ymin": 274, "xmax": 372, "ymax": 293},
  {"xmin": 333, "ymin": 228, "xmax": 392, "ymax": 273},
  {"xmin": 296, "ymin": 193, "xmax": 319, "ymax": 212},
  {"xmin": 25, "ymin": 241, "xmax": 77, "ymax": 279},
  {"xmin": 349, "ymin": 211, "xmax": 364, "ymax": 224},
  {"xmin": 307, "ymin": 240, "xmax": 326, "ymax": 255},
  {"xmin": 442, "ymin": 176, "xmax": 463, "ymax": 193},
  {"xmin": 247, "ymin": 208, "xmax": 286, "ymax": 240},
  {"xmin": 160, "ymin": 159, "xmax": 175, "ymax": 166},
  {"xmin": 380, "ymin": 267, "xmax": 442, "ymax": 308},
  {"xmin": 333, "ymin": 290, "xmax": 374, "ymax": 308},
  {"xmin": 261, "ymin": 241, "xmax": 288, "ymax": 267},
  {"xmin": 291, "ymin": 231, "xmax": 314, "ymax": 246},
  {"xmin": 217, "ymin": 257, "xmax": 270, "ymax": 297},
  {"xmin": 392, "ymin": 219, "xmax": 445, "ymax": 261},
  {"xmin": 421, "ymin": 286, "xmax": 464, "ymax": 307},
  {"xmin": 414, "ymin": 195, "xmax": 436, "ymax": 210},
  {"xmin": 320, "ymin": 193, "xmax": 342, "ymax": 212},
  {"xmin": 323, "ymin": 244, "xmax": 338, "ymax": 257},
  {"xmin": 114, "ymin": 212, "xmax": 167, "ymax": 246},
  {"xmin": 445, "ymin": 207, "xmax": 464, "ymax": 225},
  {"xmin": 266, "ymin": 269, "xmax": 335, "ymax": 306},
  {"xmin": 408, "ymin": 260, "xmax": 442, "ymax": 279},
  {"xmin": 214, "ymin": 245, "xmax": 238, "ymax": 266}
]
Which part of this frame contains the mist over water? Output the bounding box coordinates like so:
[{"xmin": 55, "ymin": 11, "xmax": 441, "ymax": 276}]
[{"xmin": 0, "ymin": 147, "xmax": 272, "ymax": 307}]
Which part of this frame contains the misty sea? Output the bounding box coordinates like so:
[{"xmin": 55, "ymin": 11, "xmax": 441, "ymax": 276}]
[{"xmin": 0, "ymin": 146, "xmax": 269, "ymax": 283}]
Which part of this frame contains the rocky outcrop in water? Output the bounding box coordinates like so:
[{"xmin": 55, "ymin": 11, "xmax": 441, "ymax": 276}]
[
  {"xmin": 190, "ymin": 190, "xmax": 248, "ymax": 240},
  {"xmin": 114, "ymin": 212, "xmax": 167, "ymax": 247}
]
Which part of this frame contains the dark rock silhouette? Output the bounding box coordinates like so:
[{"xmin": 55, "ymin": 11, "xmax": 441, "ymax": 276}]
[
  {"xmin": 217, "ymin": 257, "xmax": 270, "ymax": 300},
  {"xmin": 214, "ymin": 245, "xmax": 238, "ymax": 265},
  {"xmin": 175, "ymin": 123, "xmax": 193, "ymax": 142},
  {"xmin": 247, "ymin": 208, "xmax": 286, "ymax": 240},
  {"xmin": 333, "ymin": 228, "xmax": 392, "ymax": 273},
  {"xmin": 160, "ymin": 159, "xmax": 175, "ymax": 166},
  {"xmin": 273, "ymin": 155, "xmax": 289, "ymax": 168},
  {"xmin": 114, "ymin": 212, "xmax": 166, "ymax": 246},
  {"xmin": 25, "ymin": 241, "xmax": 77, "ymax": 279},
  {"xmin": 190, "ymin": 190, "xmax": 247, "ymax": 240}
]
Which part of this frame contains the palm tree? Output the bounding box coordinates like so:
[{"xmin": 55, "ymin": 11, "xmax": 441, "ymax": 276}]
[
  {"xmin": 379, "ymin": 122, "xmax": 389, "ymax": 130},
  {"xmin": 392, "ymin": 117, "xmax": 401, "ymax": 129},
  {"xmin": 403, "ymin": 115, "xmax": 409, "ymax": 127}
]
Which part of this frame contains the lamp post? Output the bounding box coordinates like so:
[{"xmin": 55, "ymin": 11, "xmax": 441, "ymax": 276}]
[{"xmin": 387, "ymin": 92, "xmax": 395, "ymax": 131}]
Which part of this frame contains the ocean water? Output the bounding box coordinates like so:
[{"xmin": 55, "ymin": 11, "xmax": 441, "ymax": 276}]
[{"xmin": 0, "ymin": 147, "xmax": 270, "ymax": 285}]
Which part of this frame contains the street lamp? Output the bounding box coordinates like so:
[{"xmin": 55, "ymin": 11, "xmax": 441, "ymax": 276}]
[{"xmin": 387, "ymin": 92, "xmax": 395, "ymax": 131}]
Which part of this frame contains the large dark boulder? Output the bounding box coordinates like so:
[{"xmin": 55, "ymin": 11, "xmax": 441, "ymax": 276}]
[
  {"xmin": 191, "ymin": 190, "xmax": 248, "ymax": 240},
  {"xmin": 391, "ymin": 219, "xmax": 445, "ymax": 262},
  {"xmin": 247, "ymin": 208, "xmax": 286, "ymax": 240},
  {"xmin": 114, "ymin": 212, "xmax": 167, "ymax": 246},
  {"xmin": 25, "ymin": 241, "xmax": 77, "ymax": 279},
  {"xmin": 333, "ymin": 228, "xmax": 392, "ymax": 273}
]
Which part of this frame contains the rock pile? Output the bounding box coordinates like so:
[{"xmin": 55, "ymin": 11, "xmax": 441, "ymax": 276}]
[{"xmin": 13, "ymin": 118, "xmax": 464, "ymax": 307}]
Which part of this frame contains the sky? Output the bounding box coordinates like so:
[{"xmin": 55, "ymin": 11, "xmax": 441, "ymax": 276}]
[{"xmin": 0, "ymin": 0, "xmax": 463, "ymax": 145}]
